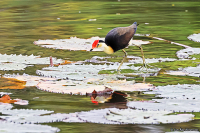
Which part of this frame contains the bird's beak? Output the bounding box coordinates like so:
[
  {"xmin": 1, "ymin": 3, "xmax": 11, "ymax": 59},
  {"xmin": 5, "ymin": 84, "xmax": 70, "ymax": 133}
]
[
  {"xmin": 137, "ymin": 24, "xmax": 139, "ymax": 26},
  {"xmin": 90, "ymin": 49, "xmax": 93, "ymax": 52}
]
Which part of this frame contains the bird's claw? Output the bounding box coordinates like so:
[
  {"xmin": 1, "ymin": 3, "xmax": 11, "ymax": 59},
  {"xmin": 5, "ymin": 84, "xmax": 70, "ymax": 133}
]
[
  {"xmin": 117, "ymin": 69, "xmax": 121, "ymax": 74},
  {"xmin": 138, "ymin": 63, "xmax": 156, "ymax": 72}
]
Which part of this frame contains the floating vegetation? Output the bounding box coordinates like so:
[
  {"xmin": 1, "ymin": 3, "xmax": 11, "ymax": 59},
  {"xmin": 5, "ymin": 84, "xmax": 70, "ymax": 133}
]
[
  {"xmin": 3, "ymin": 73, "xmax": 153, "ymax": 95},
  {"xmin": 0, "ymin": 54, "xmax": 64, "ymax": 70},
  {"xmin": 77, "ymin": 108, "xmax": 120, "ymax": 124},
  {"xmin": 145, "ymin": 84, "xmax": 200, "ymax": 100},
  {"xmin": 86, "ymin": 55, "xmax": 177, "ymax": 65},
  {"xmin": 127, "ymin": 84, "xmax": 200, "ymax": 112},
  {"xmin": 3, "ymin": 74, "xmax": 57, "ymax": 86},
  {"xmin": 182, "ymin": 65, "xmax": 200, "ymax": 77},
  {"xmin": 34, "ymin": 37, "xmax": 151, "ymax": 51},
  {"xmin": 187, "ymin": 33, "xmax": 200, "ymax": 42},
  {"xmin": 128, "ymin": 57, "xmax": 177, "ymax": 64},
  {"xmin": 36, "ymin": 79, "xmax": 153, "ymax": 95},
  {"xmin": 0, "ymin": 62, "xmax": 27, "ymax": 71},
  {"xmin": 0, "ymin": 54, "xmax": 64, "ymax": 65},
  {"xmin": 0, "ymin": 109, "xmax": 68, "ymax": 124},
  {"xmin": 0, "ymin": 102, "xmax": 13, "ymax": 111},
  {"xmin": 36, "ymin": 63, "xmax": 130, "ymax": 80},
  {"xmin": 0, "ymin": 109, "xmax": 53, "ymax": 116},
  {"xmin": 0, "ymin": 94, "xmax": 28, "ymax": 105},
  {"xmin": 63, "ymin": 108, "xmax": 194, "ymax": 124},
  {"xmin": 127, "ymin": 99, "xmax": 200, "ymax": 112},
  {"xmin": 0, "ymin": 122, "xmax": 60, "ymax": 133},
  {"xmin": 62, "ymin": 113, "xmax": 85, "ymax": 123},
  {"xmin": 36, "ymin": 62, "xmax": 160, "ymax": 80},
  {"xmin": 34, "ymin": 37, "xmax": 103, "ymax": 51},
  {"xmin": 0, "ymin": 77, "xmax": 26, "ymax": 89},
  {"xmin": 105, "ymin": 108, "xmax": 194, "ymax": 124},
  {"xmin": 176, "ymin": 48, "xmax": 200, "ymax": 59},
  {"xmin": 0, "ymin": 92, "xmax": 12, "ymax": 96}
]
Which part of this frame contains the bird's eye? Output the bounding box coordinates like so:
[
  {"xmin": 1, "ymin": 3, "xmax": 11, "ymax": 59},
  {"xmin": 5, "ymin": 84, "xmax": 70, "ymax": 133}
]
[{"xmin": 97, "ymin": 44, "xmax": 99, "ymax": 47}]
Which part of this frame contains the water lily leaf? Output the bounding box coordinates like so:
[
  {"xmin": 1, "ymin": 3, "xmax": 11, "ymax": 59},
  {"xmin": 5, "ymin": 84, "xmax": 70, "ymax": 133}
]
[
  {"xmin": 127, "ymin": 99, "xmax": 200, "ymax": 112},
  {"xmin": 62, "ymin": 113, "xmax": 85, "ymax": 123},
  {"xmin": 77, "ymin": 108, "xmax": 120, "ymax": 124},
  {"xmin": 36, "ymin": 63, "xmax": 130, "ymax": 80},
  {"xmin": 34, "ymin": 37, "xmax": 151, "ymax": 51},
  {"xmin": 0, "ymin": 109, "xmax": 68, "ymax": 124},
  {"xmin": 0, "ymin": 54, "xmax": 64, "ymax": 70},
  {"xmin": 0, "ymin": 103, "xmax": 13, "ymax": 111},
  {"xmin": 105, "ymin": 108, "xmax": 194, "ymax": 124},
  {"xmin": 188, "ymin": 33, "xmax": 200, "ymax": 42},
  {"xmin": 36, "ymin": 80, "xmax": 153, "ymax": 95},
  {"xmin": 0, "ymin": 53, "xmax": 64, "ymax": 65},
  {"xmin": 0, "ymin": 62, "xmax": 27, "ymax": 70},
  {"xmin": 3, "ymin": 74, "xmax": 57, "ymax": 86},
  {"xmin": 145, "ymin": 84, "xmax": 200, "ymax": 100},
  {"xmin": 0, "ymin": 122, "xmax": 60, "ymax": 133},
  {"xmin": 0, "ymin": 109, "xmax": 54, "ymax": 116},
  {"xmin": 63, "ymin": 108, "xmax": 194, "ymax": 124},
  {"xmin": 176, "ymin": 48, "xmax": 200, "ymax": 59}
]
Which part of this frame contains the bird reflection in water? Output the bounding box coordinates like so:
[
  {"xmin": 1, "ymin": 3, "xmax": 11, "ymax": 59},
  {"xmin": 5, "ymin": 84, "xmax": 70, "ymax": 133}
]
[{"xmin": 86, "ymin": 88, "xmax": 128, "ymax": 106}]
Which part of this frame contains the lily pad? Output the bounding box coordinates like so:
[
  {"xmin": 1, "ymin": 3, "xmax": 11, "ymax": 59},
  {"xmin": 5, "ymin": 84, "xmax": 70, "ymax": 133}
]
[
  {"xmin": 0, "ymin": 62, "xmax": 27, "ymax": 70},
  {"xmin": 0, "ymin": 122, "xmax": 60, "ymax": 133},
  {"xmin": 0, "ymin": 109, "xmax": 54, "ymax": 116},
  {"xmin": 128, "ymin": 57, "xmax": 177, "ymax": 64},
  {"xmin": 188, "ymin": 33, "xmax": 200, "ymax": 42},
  {"xmin": 36, "ymin": 63, "xmax": 131, "ymax": 80},
  {"xmin": 105, "ymin": 108, "xmax": 194, "ymax": 124},
  {"xmin": 0, "ymin": 103, "xmax": 13, "ymax": 111},
  {"xmin": 34, "ymin": 37, "xmax": 151, "ymax": 51},
  {"xmin": 127, "ymin": 99, "xmax": 200, "ymax": 112},
  {"xmin": 145, "ymin": 84, "xmax": 200, "ymax": 100},
  {"xmin": 176, "ymin": 48, "xmax": 200, "ymax": 59},
  {"xmin": 0, "ymin": 54, "xmax": 64, "ymax": 65},
  {"xmin": 63, "ymin": 108, "xmax": 194, "ymax": 124},
  {"xmin": 0, "ymin": 54, "xmax": 64, "ymax": 70},
  {"xmin": 0, "ymin": 109, "xmax": 68, "ymax": 124},
  {"xmin": 36, "ymin": 79, "xmax": 153, "ymax": 95},
  {"xmin": 3, "ymin": 74, "xmax": 57, "ymax": 86},
  {"xmin": 77, "ymin": 108, "xmax": 120, "ymax": 124}
]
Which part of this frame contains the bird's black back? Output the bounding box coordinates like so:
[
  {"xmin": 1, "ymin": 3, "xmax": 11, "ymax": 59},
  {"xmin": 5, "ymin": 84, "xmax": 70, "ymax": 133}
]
[{"xmin": 105, "ymin": 22, "xmax": 137, "ymax": 52}]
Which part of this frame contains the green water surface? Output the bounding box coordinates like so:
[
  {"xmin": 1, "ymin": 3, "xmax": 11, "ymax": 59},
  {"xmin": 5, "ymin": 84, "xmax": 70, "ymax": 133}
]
[{"xmin": 0, "ymin": 0, "xmax": 200, "ymax": 132}]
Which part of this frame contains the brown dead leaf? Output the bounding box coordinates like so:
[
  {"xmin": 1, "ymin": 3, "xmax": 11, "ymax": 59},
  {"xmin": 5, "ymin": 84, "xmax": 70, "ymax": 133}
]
[
  {"xmin": 0, "ymin": 77, "xmax": 26, "ymax": 89},
  {"xmin": 0, "ymin": 95, "xmax": 17, "ymax": 103}
]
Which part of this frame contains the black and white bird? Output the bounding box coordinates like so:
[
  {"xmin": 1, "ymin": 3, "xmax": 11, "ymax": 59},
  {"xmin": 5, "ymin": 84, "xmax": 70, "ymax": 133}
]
[{"xmin": 90, "ymin": 22, "xmax": 146, "ymax": 73}]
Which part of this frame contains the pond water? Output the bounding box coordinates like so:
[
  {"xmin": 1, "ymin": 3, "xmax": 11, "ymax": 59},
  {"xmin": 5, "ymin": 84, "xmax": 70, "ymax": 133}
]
[{"xmin": 0, "ymin": 0, "xmax": 200, "ymax": 133}]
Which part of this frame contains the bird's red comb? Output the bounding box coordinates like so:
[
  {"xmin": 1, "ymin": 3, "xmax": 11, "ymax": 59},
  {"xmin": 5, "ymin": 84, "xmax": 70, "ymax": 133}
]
[{"xmin": 92, "ymin": 40, "xmax": 99, "ymax": 49}]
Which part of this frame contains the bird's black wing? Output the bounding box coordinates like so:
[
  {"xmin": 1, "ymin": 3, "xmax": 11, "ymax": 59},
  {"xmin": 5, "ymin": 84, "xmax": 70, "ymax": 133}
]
[{"xmin": 105, "ymin": 26, "xmax": 136, "ymax": 52}]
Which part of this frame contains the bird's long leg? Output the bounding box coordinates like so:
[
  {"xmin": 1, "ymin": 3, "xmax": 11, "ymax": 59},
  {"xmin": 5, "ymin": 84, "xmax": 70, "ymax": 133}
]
[
  {"xmin": 117, "ymin": 49, "xmax": 127, "ymax": 74},
  {"xmin": 138, "ymin": 46, "xmax": 146, "ymax": 68},
  {"xmin": 138, "ymin": 46, "xmax": 155, "ymax": 71}
]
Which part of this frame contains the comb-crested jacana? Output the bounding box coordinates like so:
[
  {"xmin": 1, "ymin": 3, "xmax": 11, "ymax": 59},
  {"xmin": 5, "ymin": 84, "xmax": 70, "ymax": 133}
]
[{"xmin": 90, "ymin": 22, "xmax": 146, "ymax": 73}]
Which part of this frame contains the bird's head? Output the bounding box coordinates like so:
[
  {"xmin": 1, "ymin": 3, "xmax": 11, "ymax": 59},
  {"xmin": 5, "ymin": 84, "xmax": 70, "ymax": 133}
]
[{"xmin": 90, "ymin": 40, "xmax": 104, "ymax": 51}]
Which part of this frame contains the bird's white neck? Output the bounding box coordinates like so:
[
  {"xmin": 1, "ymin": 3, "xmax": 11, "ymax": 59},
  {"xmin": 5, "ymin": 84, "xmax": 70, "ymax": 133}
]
[{"xmin": 98, "ymin": 43, "xmax": 114, "ymax": 54}]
